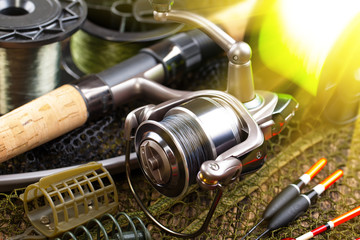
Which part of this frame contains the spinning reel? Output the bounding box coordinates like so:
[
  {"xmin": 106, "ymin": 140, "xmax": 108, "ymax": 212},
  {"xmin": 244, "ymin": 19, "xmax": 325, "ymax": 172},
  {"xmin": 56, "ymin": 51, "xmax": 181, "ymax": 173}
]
[{"xmin": 124, "ymin": 0, "xmax": 298, "ymax": 237}]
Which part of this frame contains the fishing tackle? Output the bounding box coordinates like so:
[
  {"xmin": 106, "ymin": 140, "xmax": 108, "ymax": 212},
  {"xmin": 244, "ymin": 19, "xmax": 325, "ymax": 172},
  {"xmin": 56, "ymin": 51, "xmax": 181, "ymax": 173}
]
[
  {"xmin": 69, "ymin": 0, "xmax": 184, "ymax": 75},
  {"xmin": 56, "ymin": 212, "xmax": 151, "ymax": 240},
  {"xmin": 282, "ymin": 205, "xmax": 360, "ymax": 240},
  {"xmin": 255, "ymin": 169, "xmax": 344, "ymax": 240},
  {"xmin": 20, "ymin": 162, "xmax": 118, "ymax": 237},
  {"xmin": 0, "ymin": 28, "xmax": 221, "ymax": 163},
  {"xmin": 124, "ymin": 0, "xmax": 298, "ymax": 237},
  {"xmin": 241, "ymin": 158, "xmax": 327, "ymax": 239},
  {"xmin": 11, "ymin": 212, "xmax": 151, "ymax": 240},
  {"xmin": 0, "ymin": 152, "xmax": 139, "ymax": 192},
  {"xmin": 0, "ymin": 0, "xmax": 87, "ymax": 114}
]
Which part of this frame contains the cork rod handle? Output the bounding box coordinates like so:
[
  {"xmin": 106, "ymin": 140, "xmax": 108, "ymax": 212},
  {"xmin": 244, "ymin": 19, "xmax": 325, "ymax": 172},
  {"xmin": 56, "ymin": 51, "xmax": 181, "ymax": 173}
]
[{"xmin": 0, "ymin": 84, "xmax": 88, "ymax": 163}]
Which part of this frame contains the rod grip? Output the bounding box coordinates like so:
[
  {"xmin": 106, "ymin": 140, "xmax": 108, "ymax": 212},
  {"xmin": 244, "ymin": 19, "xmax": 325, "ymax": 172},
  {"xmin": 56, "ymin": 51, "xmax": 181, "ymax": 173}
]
[{"xmin": 0, "ymin": 84, "xmax": 88, "ymax": 163}]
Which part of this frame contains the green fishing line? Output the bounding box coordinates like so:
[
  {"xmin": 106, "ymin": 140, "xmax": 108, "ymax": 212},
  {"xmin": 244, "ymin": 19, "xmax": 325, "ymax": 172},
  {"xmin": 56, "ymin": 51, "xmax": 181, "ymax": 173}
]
[
  {"xmin": 70, "ymin": 0, "xmax": 183, "ymax": 74},
  {"xmin": 71, "ymin": 30, "xmax": 148, "ymax": 74}
]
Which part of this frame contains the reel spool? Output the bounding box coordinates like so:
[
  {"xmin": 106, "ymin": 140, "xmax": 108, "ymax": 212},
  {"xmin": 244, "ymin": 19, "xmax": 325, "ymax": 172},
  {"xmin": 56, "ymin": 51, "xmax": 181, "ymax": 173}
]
[
  {"xmin": 136, "ymin": 96, "xmax": 248, "ymax": 197},
  {"xmin": 69, "ymin": 0, "xmax": 183, "ymax": 75},
  {"xmin": 0, "ymin": 0, "xmax": 87, "ymax": 114},
  {"xmin": 131, "ymin": 90, "xmax": 298, "ymax": 198}
]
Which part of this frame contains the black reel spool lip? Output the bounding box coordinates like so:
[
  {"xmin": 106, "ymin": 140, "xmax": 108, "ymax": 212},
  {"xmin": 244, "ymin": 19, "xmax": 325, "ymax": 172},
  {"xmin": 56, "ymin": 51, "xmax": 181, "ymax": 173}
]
[
  {"xmin": 61, "ymin": 40, "xmax": 85, "ymax": 79},
  {"xmin": 0, "ymin": 0, "xmax": 87, "ymax": 48},
  {"xmin": 81, "ymin": 20, "xmax": 183, "ymax": 42},
  {"xmin": 132, "ymin": 0, "xmax": 175, "ymax": 24},
  {"xmin": 82, "ymin": 0, "xmax": 183, "ymax": 42},
  {"xmin": 135, "ymin": 120, "xmax": 190, "ymax": 198}
]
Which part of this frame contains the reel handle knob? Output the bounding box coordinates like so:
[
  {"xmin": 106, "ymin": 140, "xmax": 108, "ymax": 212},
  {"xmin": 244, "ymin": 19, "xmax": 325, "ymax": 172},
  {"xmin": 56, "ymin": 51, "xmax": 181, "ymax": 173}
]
[{"xmin": 197, "ymin": 157, "xmax": 242, "ymax": 190}]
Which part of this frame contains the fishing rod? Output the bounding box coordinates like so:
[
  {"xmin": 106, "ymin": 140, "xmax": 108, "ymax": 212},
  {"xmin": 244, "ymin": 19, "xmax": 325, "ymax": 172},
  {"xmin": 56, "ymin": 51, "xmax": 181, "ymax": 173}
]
[
  {"xmin": 0, "ymin": 29, "xmax": 221, "ymax": 163},
  {"xmin": 0, "ymin": 152, "xmax": 139, "ymax": 192}
]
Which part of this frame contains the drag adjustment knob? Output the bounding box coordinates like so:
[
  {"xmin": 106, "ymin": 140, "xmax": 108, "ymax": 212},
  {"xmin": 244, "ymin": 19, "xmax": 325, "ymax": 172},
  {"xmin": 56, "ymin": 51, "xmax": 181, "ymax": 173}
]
[{"xmin": 139, "ymin": 139, "xmax": 171, "ymax": 185}]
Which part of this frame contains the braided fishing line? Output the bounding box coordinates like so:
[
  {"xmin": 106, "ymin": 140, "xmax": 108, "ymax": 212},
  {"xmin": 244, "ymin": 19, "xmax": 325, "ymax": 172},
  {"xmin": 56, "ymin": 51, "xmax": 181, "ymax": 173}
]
[
  {"xmin": 70, "ymin": 0, "xmax": 183, "ymax": 75},
  {"xmin": 161, "ymin": 114, "xmax": 213, "ymax": 184}
]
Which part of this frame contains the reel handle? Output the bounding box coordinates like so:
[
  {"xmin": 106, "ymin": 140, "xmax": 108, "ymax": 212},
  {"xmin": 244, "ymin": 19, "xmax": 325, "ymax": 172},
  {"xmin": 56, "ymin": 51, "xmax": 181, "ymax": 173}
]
[
  {"xmin": 149, "ymin": 0, "xmax": 255, "ymax": 102},
  {"xmin": 0, "ymin": 84, "xmax": 88, "ymax": 163}
]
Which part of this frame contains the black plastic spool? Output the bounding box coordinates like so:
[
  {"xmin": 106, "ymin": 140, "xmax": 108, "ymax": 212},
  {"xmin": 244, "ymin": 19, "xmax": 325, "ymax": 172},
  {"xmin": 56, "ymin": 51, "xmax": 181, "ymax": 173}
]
[
  {"xmin": 0, "ymin": 0, "xmax": 87, "ymax": 48},
  {"xmin": 64, "ymin": 0, "xmax": 184, "ymax": 78},
  {"xmin": 83, "ymin": 0, "xmax": 183, "ymax": 42}
]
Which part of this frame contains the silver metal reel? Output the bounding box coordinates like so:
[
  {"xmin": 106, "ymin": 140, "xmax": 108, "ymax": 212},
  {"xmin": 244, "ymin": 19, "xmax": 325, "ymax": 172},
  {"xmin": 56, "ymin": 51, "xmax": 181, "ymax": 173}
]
[{"xmin": 125, "ymin": 90, "xmax": 264, "ymax": 197}]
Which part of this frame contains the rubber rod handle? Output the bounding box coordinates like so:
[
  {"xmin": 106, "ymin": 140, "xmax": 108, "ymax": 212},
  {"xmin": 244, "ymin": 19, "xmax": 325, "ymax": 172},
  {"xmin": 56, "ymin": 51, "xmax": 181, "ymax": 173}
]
[
  {"xmin": 268, "ymin": 195, "xmax": 310, "ymax": 230},
  {"xmin": 0, "ymin": 84, "xmax": 88, "ymax": 162},
  {"xmin": 263, "ymin": 184, "xmax": 300, "ymax": 220}
]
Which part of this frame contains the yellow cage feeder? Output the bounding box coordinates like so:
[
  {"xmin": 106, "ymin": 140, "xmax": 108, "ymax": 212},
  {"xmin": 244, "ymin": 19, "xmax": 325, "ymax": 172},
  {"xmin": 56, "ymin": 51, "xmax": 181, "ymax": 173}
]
[{"xmin": 20, "ymin": 162, "xmax": 119, "ymax": 237}]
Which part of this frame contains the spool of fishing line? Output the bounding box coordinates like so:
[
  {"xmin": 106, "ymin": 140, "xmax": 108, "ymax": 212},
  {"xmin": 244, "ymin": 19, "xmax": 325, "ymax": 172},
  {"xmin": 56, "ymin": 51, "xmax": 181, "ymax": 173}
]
[
  {"xmin": 70, "ymin": 0, "xmax": 183, "ymax": 75},
  {"xmin": 0, "ymin": 0, "xmax": 87, "ymax": 114}
]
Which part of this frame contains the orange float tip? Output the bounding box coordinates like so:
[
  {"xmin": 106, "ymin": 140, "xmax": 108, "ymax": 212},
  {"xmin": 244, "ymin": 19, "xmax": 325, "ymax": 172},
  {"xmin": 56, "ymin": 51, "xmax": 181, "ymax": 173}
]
[
  {"xmin": 319, "ymin": 169, "xmax": 343, "ymax": 190},
  {"xmin": 305, "ymin": 158, "xmax": 327, "ymax": 179}
]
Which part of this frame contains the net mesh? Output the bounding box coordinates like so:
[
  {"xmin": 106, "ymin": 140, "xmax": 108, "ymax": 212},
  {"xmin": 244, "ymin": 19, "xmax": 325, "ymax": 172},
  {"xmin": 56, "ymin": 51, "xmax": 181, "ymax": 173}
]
[
  {"xmin": 1, "ymin": 14, "xmax": 360, "ymax": 240},
  {"xmin": 1, "ymin": 55, "xmax": 359, "ymax": 239}
]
